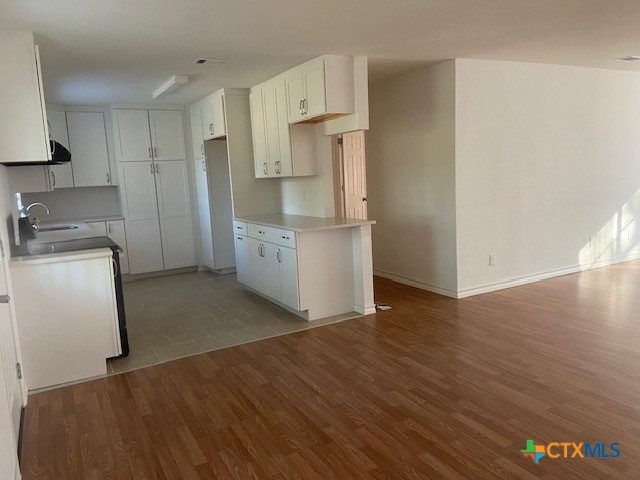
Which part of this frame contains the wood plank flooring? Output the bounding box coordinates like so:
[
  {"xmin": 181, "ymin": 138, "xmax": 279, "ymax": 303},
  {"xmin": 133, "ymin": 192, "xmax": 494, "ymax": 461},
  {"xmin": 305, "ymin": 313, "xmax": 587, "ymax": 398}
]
[{"xmin": 20, "ymin": 261, "xmax": 640, "ymax": 479}]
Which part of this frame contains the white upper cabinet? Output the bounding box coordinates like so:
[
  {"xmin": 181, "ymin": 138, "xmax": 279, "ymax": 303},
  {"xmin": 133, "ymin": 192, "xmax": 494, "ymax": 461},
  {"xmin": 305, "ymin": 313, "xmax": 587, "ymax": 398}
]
[
  {"xmin": 201, "ymin": 92, "xmax": 226, "ymax": 140},
  {"xmin": 46, "ymin": 109, "xmax": 74, "ymax": 188},
  {"xmin": 149, "ymin": 110, "xmax": 185, "ymax": 160},
  {"xmin": 66, "ymin": 111, "xmax": 112, "ymax": 186},
  {"xmin": 113, "ymin": 109, "xmax": 152, "ymax": 162},
  {"xmin": 250, "ymin": 77, "xmax": 317, "ymax": 179},
  {"xmin": 249, "ymin": 89, "xmax": 268, "ymax": 178},
  {"xmin": 0, "ymin": 31, "xmax": 50, "ymax": 164},
  {"xmin": 189, "ymin": 104, "xmax": 205, "ymax": 158},
  {"xmin": 284, "ymin": 56, "xmax": 355, "ymax": 124}
]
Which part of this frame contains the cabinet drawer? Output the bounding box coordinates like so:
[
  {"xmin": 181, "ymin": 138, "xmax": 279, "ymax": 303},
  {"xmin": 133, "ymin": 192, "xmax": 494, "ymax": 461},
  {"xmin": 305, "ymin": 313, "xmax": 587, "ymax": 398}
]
[
  {"xmin": 248, "ymin": 223, "xmax": 272, "ymax": 241},
  {"xmin": 272, "ymin": 228, "xmax": 296, "ymax": 248},
  {"xmin": 233, "ymin": 220, "xmax": 247, "ymax": 236},
  {"xmin": 248, "ymin": 223, "xmax": 296, "ymax": 248}
]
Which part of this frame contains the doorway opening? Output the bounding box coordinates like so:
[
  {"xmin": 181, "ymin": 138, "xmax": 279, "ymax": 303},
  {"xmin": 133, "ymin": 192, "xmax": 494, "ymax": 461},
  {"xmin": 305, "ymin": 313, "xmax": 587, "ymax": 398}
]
[{"xmin": 333, "ymin": 131, "xmax": 368, "ymax": 219}]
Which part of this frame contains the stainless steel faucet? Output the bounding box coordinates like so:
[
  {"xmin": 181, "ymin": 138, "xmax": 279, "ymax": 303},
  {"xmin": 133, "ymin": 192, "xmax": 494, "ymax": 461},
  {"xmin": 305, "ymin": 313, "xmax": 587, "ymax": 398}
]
[{"xmin": 25, "ymin": 203, "xmax": 50, "ymax": 215}]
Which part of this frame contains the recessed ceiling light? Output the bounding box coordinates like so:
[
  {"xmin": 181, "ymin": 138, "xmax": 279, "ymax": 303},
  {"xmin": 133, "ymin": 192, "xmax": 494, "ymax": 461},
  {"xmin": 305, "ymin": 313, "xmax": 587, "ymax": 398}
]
[
  {"xmin": 192, "ymin": 58, "xmax": 230, "ymax": 66},
  {"xmin": 614, "ymin": 55, "xmax": 640, "ymax": 62}
]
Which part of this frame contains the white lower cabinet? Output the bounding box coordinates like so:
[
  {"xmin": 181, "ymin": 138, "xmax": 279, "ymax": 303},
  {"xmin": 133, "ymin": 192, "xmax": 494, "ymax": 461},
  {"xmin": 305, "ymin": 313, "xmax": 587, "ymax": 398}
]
[
  {"xmin": 234, "ymin": 234, "xmax": 252, "ymax": 285},
  {"xmin": 241, "ymin": 225, "xmax": 300, "ymax": 310},
  {"xmin": 86, "ymin": 221, "xmax": 107, "ymax": 237},
  {"xmin": 119, "ymin": 160, "xmax": 195, "ymax": 274}
]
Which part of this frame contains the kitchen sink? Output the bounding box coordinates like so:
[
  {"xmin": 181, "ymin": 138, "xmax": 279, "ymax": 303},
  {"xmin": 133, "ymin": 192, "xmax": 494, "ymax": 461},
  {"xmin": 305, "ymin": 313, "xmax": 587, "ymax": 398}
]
[{"xmin": 38, "ymin": 225, "xmax": 79, "ymax": 232}]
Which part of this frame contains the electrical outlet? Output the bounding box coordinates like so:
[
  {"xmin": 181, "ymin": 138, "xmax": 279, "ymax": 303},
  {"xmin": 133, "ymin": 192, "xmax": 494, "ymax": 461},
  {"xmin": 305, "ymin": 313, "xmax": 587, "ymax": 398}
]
[{"xmin": 489, "ymin": 253, "xmax": 496, "ymax": 266}]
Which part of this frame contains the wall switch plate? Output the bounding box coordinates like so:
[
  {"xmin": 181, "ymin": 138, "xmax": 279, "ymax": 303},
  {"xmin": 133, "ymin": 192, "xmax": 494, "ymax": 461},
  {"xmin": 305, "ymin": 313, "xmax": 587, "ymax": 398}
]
[{"xmin": 489, "ymin": 253, "xmax": 496, "ymax": 266}]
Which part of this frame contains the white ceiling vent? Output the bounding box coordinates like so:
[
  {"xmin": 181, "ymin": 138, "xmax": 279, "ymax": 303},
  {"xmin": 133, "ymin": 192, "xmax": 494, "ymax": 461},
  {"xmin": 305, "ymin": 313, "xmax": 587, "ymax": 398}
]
[
  {"xmin": 192, "ymin": 58, "xmax": 230, "ymax": 66},
  {"xmin": 614, "ymin": 55, "xmax": 640, "ymax": 62}
]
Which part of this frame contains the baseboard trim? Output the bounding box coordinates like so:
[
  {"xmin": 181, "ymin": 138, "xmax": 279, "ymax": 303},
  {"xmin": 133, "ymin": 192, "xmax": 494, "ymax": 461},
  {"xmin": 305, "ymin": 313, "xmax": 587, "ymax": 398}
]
[
  {"xmin": 373, "ymin": 269, "xmax": 458, "ymax": 298},
  {"xmin": 122, "ymin": 266, "xmax": 197, "ymax": 282},
  {"xmin": 457, "ymin": 252, "xmax": 640, "ymax": 299}
]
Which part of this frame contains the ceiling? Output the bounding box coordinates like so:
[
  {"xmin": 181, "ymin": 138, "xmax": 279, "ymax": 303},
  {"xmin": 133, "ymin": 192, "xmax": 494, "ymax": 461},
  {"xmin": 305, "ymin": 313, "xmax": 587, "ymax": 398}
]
[{"xmin": 2, "ymin": 0, "xmax": 640, "ymax": 105}]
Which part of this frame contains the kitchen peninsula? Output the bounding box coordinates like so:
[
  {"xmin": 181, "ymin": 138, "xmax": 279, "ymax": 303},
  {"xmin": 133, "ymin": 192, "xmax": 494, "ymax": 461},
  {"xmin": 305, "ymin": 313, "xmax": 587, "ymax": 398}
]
[{"xmin": 232, "ymin": 213, "xmax": 375, "ymax": 321}]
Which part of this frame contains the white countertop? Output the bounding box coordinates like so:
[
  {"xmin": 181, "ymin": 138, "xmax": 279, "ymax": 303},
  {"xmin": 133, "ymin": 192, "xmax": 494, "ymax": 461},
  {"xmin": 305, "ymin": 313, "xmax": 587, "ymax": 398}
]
[
  {"xmin": 10, "ymin": 247, "xmax": 114, "ymax": 265},
  {"xmin": 234, "ymin": 214, "xmax": 375, "ymax": 232}
]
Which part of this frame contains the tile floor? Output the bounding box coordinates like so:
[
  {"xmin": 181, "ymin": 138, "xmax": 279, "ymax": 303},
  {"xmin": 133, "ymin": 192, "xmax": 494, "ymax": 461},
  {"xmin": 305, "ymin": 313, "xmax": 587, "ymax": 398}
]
[{"xmin": 108, "ymin": 271, "xmax": 360, "ymax": 374}]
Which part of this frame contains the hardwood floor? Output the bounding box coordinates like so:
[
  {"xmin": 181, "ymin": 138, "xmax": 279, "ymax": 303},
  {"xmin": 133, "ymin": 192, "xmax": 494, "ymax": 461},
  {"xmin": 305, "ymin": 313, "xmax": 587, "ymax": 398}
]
[{"xmin": 20, "ymin": 261, "xmax": 640, "ymax": 479}]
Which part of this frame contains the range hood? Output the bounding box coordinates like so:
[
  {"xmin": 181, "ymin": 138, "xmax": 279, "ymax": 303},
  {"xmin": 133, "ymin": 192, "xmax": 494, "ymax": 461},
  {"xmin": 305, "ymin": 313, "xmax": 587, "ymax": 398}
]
[{"xmin": 4, "ymin": 140, "xmax": 71, "ymax": 166}]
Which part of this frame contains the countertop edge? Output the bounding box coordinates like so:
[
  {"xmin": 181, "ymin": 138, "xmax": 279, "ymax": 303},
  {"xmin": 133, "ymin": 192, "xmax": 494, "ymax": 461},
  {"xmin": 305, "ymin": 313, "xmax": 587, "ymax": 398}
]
[
  {"xmin": 233, "ymin": 216, "xmax": 375, "ymax": 232},
  {"xmin": 10, "ymin": 248, "xmax": 114, "ymax": 265}
]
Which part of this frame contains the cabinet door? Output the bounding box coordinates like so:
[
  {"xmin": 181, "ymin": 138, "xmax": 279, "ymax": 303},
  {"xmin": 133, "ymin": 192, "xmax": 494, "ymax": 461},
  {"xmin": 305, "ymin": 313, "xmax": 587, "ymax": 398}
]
[
  {"xmin": 275, "ymin": 82, "xmax": 293, "ymax": 177},
  {"xmin": 107, "ymin": 220, "xmax": 129, "ymax": 275},
  {"xmin": 46, "ymin": 109, "xmax": 74, "ymax": 188},
  {"xmin": 250, "ymin": 239, "xmax": 267, "ymax": 294},
  {"xmin": 249, "ymin": 89, "xmax": 269, "ymax": 178},
  {"xmin": 212, "ymin": 97, "xmax": 226, "ymax": 138},
  {"xmin": 86, "ymin": 221, "xmax": 107, "ymax": 237},
  {"xmin": 154, "ymin": 160, "xmax": 195, "ymax": 270},
  {"xmin": 285, "ymin": 69, "xmax": 305, "ymax": 123},
  {"xmin": 149, "ymin": 110, "xmax": 185, "ymax": 161},
  {"xmin": 262, "ymin": 84, "xmax": 280, "ymax": 177},
  {"xmin": 66, "ymin": 112, "xmax": 111, "ymax": 186},
  {"xmin": 0, "ymin": 32, "xmax": 50, "ymax": 163},
  {"xmin": 303, "ymin": 60, "xmax": 327, "ymax": 118},
  {"xmin": 279, "ymin": 246, "xmax": 299, "ymax": 310},
  {"xmin": 234, "ymin": 235, "xmax": 252, "ymax": 285},
  {"xmin": 113, "ymin": 109, "xmax": 152, "ymax": 162},
  {"xmin": 189, "ymin": 104, "xmax": 205, "ymax": 159},
  {"xmin": 201, "ymin": 100, "xmax": 215, "ymax": 141},
  {"xmin": 119, "ymin": 161, "xmax": 164, "ymax": 274},
  {"xmin": 264, "ymin": 242, "xmax": 282, "ymax": 301},
  {"xmin": 194, "ymin": 157, "xmax": 214, "ymax": 269}
]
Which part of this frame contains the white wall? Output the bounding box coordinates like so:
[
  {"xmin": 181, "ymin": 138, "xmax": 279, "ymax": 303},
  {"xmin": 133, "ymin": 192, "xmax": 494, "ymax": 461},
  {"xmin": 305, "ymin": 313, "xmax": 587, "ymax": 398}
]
[
  {"xmin": 20, "ymin": 186, "xmax": 121, "ymax": 221},
  {"xmin": 281, "ymin": 128, "xmax": 336, "ymax": 218},
  {"xmin": 367, "ymin": 61, "xmax": 458, "ymax": 295},
  {"xmin": 455, "ymin": 59, "xmax": 640, "ymax": 295}
]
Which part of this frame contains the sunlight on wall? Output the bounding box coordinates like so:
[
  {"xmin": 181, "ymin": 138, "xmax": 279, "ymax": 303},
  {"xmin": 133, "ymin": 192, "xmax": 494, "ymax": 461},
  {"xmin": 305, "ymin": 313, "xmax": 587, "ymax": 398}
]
[{"xmin": 579, "ymin": 189, "xmax": 640, "ymax": 266}]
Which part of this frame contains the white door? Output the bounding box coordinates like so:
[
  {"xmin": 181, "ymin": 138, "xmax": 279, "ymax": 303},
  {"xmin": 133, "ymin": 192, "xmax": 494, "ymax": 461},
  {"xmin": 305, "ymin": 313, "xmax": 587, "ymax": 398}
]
[
  {"xmin": 113, "ymin": 109, "xmax": 152, "ymax": 162},
  {"xmin": 275, "ymin": 81, "xmax": 293, "ymax": 177},
  {"xmin": 201, "ymin": 100, "xmax": 215, "ymax": 141},
  {"xmin": 303, "ymin": 60, "xmax": 327, "ymax": 118},
  {"xmin": 250, "ymin": 239, "xmax": 267, "ymax": 293},
  {"xmin": 0, "ymin": 240, "xmax": 23, "ymax": 447},
  {"xmin": 250, "ymin": 89, "xmax": 269, "ymax": 178},
  {"xmin": 120, "ymin": 161, "xmax": 164, "ymax": 273},
  {"xmin": 234, "ymin": 235, "xmax": 252, "ymax": 285},
  {"xmin": 195, "ymin": 158, "xmax": 215, "ymax": 269},
  {"xmin": 264, "ymin": 242, "xmax": 282, "ymax": 301},
  {"xmin": 279, "ymin": 246, "xmax": 299, "ymax": 310},
  {"xmin": 190, "ymin": 104, "xmax": 205, "ymax": 159},
  {"xmin": 285, "ymin": 70, "xmax": 305, "ymax": 123},
  {"xmin": 212, "ymin": 97, "xmax": 226, "ymax": 138},
  {"xmin": 46, "ymin": 109, "xmax": 74, "ymax": 188},
  {"xmin": 154, "ymin": 160, "xmax": 195, "ymax": 269},
  {"xmin": 66, "ymin": 111, "xmax": 112, "ymax": 186},
  {"xmin": 262, "ymin": 84, "xmax": 280, "ymax": 176},
  {"xmin": 342, "ymin": 131, "xmax": 368, "ymax": 220},
  {"xmin": 107, "ymin": 220, "xmax": 129, "ymax": 275},
  {"xmin": 149, "ymin": 110, "xmax": 185, "ymax": 161}
]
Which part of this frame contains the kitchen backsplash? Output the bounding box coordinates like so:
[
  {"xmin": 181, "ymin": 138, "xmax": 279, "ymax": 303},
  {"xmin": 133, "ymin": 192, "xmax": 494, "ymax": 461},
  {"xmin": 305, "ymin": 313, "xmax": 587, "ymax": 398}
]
[{"xmin": 20, "ymin": 186, "xmax": 121, "ymax": 221}]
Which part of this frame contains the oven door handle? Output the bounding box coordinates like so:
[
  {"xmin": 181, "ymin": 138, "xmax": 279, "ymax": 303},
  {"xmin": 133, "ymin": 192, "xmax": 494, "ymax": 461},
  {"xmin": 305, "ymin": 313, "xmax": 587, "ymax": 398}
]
[{"xmin": 112, "ymin": 257, "xmax": 119, "ymax": 278}]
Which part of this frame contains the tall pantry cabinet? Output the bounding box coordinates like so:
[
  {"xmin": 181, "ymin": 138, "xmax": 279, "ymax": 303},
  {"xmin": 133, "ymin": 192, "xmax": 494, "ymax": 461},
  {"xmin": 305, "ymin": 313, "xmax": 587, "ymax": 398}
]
[{"xmin": 113, "ymin": 108, "xmax": 195, "ymax": 274}]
